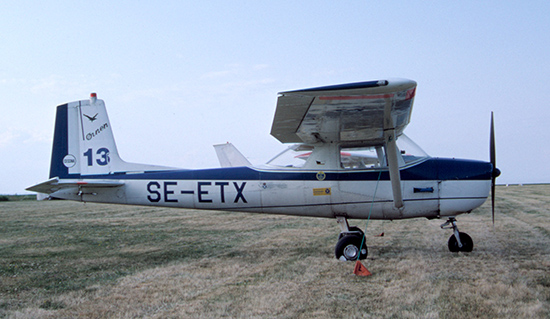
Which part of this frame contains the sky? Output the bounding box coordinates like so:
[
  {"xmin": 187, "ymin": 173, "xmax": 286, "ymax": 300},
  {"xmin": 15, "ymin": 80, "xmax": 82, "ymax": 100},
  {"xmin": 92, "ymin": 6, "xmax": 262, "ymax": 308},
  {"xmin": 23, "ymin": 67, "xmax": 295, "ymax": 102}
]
[{"xmin": 1, "ymin": 1, "xmax": 549, "ymax": 194}]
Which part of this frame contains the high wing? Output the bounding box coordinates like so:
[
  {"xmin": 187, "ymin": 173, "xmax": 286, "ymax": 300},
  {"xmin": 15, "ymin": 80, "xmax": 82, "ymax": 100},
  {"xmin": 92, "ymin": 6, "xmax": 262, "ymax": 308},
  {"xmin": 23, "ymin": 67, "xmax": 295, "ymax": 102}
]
[
  {"xmin": 270, "ymin": 78, "xmax": 416, "ymax": 147},
  {"xmin": 270, "ymin": 78, "xmax": 417, "ymax": 209}
]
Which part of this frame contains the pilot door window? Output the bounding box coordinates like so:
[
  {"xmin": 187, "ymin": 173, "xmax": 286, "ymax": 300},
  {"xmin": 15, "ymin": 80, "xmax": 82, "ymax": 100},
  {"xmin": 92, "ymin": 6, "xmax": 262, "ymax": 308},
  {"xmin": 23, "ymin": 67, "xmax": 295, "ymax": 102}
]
[{"xmin": 340, "ymin": 146, "xmax": 387, "ymax": 170}]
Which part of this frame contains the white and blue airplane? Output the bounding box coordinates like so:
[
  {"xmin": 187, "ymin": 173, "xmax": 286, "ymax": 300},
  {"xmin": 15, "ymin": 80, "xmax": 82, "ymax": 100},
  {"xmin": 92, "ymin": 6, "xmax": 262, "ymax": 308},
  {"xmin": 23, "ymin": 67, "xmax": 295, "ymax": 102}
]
[{"xmin": 27, "ymin": 79, "xmax": 500, "ymax": 261}]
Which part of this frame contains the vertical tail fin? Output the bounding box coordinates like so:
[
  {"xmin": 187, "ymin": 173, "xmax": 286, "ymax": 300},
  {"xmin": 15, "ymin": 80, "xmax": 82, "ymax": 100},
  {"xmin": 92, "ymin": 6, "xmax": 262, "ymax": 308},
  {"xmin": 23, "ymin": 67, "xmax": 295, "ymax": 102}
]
[
  {"xmin": 49, "ymin": 93, "xmax": 173, "ymax": 179},
  {"xmin": 213, "ymin": 143, "xmax": 252, "ymax": 167}
]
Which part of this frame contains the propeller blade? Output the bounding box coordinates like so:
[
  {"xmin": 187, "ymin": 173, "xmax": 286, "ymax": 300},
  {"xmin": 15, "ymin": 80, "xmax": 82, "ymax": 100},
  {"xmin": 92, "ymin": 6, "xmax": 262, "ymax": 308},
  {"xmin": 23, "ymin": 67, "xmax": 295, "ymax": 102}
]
[
  {"xmin": 490, "ymin": 112, "xmax": 496, "ymax": 224},
  {"xmin": 491, "ymin": 176, "xmax": 495, "ymax": 224},
  {"xmin": 490, "ymin": 112, "xmax": 496, "ymax": 170}
]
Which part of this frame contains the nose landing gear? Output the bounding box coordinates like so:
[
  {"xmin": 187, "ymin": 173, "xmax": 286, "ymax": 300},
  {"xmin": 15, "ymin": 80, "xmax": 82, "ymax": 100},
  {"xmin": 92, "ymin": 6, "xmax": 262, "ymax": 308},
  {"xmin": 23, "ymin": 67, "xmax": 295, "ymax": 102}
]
[{"xmin": 441, "ymin": 217, "xmax": 473, "ymax": 252}]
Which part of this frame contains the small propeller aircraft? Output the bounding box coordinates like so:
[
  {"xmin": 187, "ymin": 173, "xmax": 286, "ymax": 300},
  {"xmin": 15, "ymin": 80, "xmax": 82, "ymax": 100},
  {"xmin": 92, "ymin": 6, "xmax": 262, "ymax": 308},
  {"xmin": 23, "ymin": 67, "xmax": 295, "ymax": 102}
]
[{"xmin": 27, "ymin": 79, "xmax": 500, "ymax": 261}]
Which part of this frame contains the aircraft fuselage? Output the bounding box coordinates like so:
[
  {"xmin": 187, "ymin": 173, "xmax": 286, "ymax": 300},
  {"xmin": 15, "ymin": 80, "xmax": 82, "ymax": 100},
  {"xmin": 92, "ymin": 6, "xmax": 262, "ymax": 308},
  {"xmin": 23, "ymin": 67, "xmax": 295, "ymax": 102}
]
[{"xmin": 53, "ymin": 157, "xmax": 492, "ymax": 220}]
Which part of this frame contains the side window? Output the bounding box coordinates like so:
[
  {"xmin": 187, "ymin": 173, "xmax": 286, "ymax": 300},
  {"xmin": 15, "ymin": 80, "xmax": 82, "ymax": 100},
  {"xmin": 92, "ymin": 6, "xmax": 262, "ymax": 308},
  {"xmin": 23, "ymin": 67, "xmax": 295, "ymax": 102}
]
[
  {"xmin": 340, "ymin": 146, "xmax": 387, "ymax": 169},
  {"xmin": 266, "ymin": 145, "xmax": 314, "ymax": 168}
]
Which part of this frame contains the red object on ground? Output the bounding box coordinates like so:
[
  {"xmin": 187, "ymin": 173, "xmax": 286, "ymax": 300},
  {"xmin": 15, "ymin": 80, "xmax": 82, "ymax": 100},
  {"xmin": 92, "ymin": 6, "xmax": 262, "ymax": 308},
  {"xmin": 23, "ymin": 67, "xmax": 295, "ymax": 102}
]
[{"xmin": 353, "ymin": 260, "xmax": 372, "ymax": 276}]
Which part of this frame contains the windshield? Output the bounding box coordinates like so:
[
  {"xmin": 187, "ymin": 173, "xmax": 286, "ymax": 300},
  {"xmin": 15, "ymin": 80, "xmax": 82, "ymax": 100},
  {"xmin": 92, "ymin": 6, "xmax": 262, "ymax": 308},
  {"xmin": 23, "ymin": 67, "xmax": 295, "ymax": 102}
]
[{"xmin": 396, "ymin": 134, "xmax": 429, "ymax": 164}]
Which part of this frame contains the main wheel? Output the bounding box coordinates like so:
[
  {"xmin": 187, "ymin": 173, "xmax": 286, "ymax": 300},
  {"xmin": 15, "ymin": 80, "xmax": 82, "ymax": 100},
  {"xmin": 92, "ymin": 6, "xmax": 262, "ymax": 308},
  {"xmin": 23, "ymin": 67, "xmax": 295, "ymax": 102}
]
[
  {"xmin": 335, "ymin": 235, "xmax": 368, "ymax": 261},
  {"xmin": 448, "ymin": 232, "xmax": 474, "ymax": 252}
]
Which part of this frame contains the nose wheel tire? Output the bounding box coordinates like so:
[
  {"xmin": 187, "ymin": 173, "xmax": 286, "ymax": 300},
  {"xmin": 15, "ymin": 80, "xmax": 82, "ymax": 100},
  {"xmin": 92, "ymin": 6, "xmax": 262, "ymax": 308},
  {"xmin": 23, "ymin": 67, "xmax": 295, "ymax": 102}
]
[
  {"xmin": 448, "ymin": 232, "xmax": 473, "ymax": 252},
  {"xmin": 335, "ymin": 234, "xmax": 368, "ymax": 261}
]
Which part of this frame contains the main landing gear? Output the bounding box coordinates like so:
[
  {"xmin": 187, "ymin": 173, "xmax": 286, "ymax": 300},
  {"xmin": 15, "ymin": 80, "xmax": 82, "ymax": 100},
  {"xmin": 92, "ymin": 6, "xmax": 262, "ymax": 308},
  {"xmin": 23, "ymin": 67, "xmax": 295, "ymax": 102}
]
[
  {"xmin": 334, "ymin": 217, "xmax": 367, "ymax": 261},
  {"xmin": 440, "ymin": 217, "xmax": 473, "ymax": 252},
  {"xmin": 334, "ymin": 217, "xmax": 473, "ymax": 260}
]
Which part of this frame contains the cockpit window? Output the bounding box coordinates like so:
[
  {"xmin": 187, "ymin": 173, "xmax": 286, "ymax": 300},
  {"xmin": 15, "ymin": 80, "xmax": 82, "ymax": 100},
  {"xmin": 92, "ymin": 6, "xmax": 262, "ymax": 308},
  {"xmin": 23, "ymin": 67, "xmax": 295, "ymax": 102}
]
[
  {"xmin": 339, "ymin": 146, "xmax": 385, "ymax": 169},
  {"xmin": 396, "ymin": 134, "xmax": 429, "ymax": 165},
  {"xmin": 339, "ymin": 134, "xmax": 429, "ymax": 169},
  {"xmin": 265, "ymin": 144, "xmax": 313, "ymax": 168},
  {"xmin": 265, "ymin": 134, "xmax": 429, "ymax": 169}
]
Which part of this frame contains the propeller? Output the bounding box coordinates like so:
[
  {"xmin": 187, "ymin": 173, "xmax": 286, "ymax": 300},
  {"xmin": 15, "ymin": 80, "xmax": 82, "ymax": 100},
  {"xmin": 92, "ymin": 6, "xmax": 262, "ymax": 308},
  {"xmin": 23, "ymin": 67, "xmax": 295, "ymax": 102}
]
[{"xmin": 490, "ymin": 112, "xmax": 501, "ymax": 224}]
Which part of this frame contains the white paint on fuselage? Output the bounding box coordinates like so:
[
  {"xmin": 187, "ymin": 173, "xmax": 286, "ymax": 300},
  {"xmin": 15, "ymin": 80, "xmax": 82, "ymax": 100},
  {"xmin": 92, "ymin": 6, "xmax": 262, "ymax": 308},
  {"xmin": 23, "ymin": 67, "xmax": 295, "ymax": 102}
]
[{"xmin": 51, "ymin": 172, "xmax": 490, "ymax": 222}]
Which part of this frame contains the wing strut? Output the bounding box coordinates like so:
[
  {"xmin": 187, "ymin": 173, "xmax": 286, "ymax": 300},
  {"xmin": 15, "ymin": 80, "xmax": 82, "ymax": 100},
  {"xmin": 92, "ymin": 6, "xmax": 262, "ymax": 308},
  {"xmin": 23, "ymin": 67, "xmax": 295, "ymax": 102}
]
[{"xmin": 383, "ymin": 98, "xmax": 404, "ymax": 209}]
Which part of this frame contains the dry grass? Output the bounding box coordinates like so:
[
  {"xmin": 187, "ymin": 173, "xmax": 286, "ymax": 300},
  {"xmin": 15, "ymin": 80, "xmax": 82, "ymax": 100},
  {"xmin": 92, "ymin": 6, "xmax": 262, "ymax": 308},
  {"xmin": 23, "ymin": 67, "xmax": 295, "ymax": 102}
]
[{"xmin": 1, "ymin": 185, "xmax": 549, "ymax": 318}]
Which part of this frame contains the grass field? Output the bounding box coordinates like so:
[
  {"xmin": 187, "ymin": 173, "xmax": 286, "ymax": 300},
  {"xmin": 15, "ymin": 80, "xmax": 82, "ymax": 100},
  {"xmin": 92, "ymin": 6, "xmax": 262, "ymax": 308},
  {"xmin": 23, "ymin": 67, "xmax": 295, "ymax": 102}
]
[{"xmin": 1, "ymin": 185, "xmax": 549, "ymax": 318}]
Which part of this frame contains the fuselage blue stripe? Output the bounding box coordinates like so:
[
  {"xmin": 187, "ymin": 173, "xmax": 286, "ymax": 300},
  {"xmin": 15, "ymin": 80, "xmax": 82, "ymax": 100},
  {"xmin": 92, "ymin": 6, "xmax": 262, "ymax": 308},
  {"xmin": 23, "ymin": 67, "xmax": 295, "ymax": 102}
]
[{"xmin": 56, "ymin": 158, "xmax": 493, "ymax": 182}]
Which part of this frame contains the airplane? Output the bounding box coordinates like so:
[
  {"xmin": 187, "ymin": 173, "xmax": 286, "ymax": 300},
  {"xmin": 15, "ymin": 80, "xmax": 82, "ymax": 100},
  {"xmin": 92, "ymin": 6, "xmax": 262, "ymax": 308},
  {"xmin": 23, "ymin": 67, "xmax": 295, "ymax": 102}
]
[{"xmin": 26, "ymin": 79, "xmax": 500, "ymax": 261}]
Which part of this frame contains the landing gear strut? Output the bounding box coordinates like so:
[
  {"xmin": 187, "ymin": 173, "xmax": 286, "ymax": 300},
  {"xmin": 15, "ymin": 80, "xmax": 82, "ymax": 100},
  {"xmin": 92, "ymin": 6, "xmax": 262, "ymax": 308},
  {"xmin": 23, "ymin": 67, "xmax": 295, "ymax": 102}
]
[
  {"xmin": 334, "ymin": 217, "xmax": 367, "ymax": 261},
  {"xmin": 440, "ymin": 217, "xmax": 473, "ymax": 252}
]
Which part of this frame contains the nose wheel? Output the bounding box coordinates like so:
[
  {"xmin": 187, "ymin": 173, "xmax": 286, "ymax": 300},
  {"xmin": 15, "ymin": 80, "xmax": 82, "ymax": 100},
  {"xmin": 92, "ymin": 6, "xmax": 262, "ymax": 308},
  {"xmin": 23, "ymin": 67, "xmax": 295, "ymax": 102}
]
[{"xmin": 441, "ymin": 218, "xmax": 474, "ymax": 252}]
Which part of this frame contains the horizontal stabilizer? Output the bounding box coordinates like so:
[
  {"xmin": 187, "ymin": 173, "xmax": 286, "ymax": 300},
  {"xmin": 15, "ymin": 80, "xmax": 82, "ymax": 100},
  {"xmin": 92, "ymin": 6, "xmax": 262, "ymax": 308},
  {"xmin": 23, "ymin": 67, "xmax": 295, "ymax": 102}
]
[
  {"xmin": 213, "ymin": 143, "xmax": 252, "ymax": 167},
  {"xmin": 26, "ymin": 177, "xmax": 124, "ymax": 194}
]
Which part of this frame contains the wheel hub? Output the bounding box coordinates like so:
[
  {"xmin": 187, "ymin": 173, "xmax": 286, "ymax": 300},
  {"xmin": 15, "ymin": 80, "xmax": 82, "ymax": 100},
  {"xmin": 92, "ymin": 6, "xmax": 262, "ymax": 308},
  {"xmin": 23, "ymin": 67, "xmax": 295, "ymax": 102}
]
[{"xmin": 343, "ymin": 244, "xmax": 359, "ymax": 259}]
